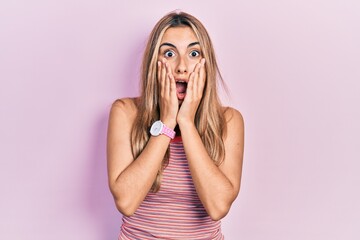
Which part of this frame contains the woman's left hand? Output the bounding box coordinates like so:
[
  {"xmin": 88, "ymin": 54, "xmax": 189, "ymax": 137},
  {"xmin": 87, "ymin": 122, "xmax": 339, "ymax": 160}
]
[{"xmin": 177, "ymin": 58, "xmax": 206, "ymax": 126}]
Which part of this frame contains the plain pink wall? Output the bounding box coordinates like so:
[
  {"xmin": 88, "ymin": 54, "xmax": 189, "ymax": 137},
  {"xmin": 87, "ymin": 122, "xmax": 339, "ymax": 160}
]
[{"xmin": 1, "ymin": 0, "xmax": 359, "ymax": 239}]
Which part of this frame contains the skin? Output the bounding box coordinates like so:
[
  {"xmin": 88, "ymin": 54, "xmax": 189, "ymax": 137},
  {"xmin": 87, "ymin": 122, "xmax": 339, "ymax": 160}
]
[
  {"xmin": 157, "ymin": 26, "xmax": 206, "ymax": 129},
  {"xmin": 107, "ymin": 26, "xmax": 244, "ymax": 221}
]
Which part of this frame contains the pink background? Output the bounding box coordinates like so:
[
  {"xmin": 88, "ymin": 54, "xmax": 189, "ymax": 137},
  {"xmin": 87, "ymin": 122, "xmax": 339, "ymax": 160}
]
[{"xmin": 1, "ymin": 0, "xmax": 359, "ymax": 239}]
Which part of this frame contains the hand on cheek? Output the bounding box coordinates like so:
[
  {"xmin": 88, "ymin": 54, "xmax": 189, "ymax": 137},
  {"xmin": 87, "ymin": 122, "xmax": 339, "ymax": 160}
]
[
  {"xmin": 157, "ymin": 59, "xmax": 178, "ymax": 128},
  {"xmin": 177, "ymin": 58, "xmax": 206, "ymax": 126}
]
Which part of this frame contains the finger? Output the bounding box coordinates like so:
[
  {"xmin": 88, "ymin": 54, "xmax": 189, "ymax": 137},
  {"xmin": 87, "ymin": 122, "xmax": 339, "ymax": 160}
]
[
  {"xmin": 198, "ymin": 58, "xmax": 206, "ymax": 93},
  {"xmin": 165, "ymin": 60, "xmax": 172, "ymax": 76},
  {"xmin": 157, "ymin": 60, "xmax": 161, "ymax": 83},
  {"xmin": 161, "ymin": 59, "xmax": 167, "ymax": 84},
  {"xmin": 199, "ymin": 58, "xmax": 206, "ymax": 80},
  {"xmin": 160, "ymin": 59, "xmax": 167, "ymax": 97},
  {"xmin": 157, "ymin": 61, "xmax": 165, "ymax": 97},
  {"xmin": 187, "ymin": 71, "xmax": 194, "ymax": 97},
  {"xmin": 166, "ymin": 61, "xmax": 175, "ymax": 97},
  {"xmin": 169, "ymin": 73, "xmax": 177, "ymax": 99},
  {"xmin": 190, "ymin": 61, "xmax": 202, "ymax": 97},
  {"xmin": 194, "ymin": 60, "xmax": 202, "ymax": 74},
  {"xmin": 162, "ymin": 63, "xmax": 168, "ymax": 97}
]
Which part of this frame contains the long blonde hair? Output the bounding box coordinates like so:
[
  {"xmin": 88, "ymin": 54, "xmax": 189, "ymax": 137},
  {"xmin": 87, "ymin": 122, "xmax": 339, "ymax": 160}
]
[{"xmin": 131, "ymin": 11, "xmax": 227, "ymax": 192}]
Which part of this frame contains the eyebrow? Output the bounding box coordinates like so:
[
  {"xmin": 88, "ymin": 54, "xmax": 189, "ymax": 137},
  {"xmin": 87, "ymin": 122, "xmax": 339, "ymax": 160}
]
[{"xmin": 159, "ymin": 42, "xmax": 200, "ymax": 49}]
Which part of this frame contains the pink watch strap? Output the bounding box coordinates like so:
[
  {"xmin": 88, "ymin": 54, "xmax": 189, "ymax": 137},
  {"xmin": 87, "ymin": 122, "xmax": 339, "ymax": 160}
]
[{"xmin": 162, "ymin": 124, "xmax": 176, "ymax": 139}]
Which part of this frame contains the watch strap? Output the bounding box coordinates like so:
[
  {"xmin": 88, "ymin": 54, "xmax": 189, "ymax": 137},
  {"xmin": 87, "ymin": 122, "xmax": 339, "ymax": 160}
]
[{"xmin": 161, "ymin": 123, "xmax": 176, "ymax": 139}]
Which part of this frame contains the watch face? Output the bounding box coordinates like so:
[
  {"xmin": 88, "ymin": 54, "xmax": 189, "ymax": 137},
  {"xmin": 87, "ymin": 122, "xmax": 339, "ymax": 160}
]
[{"xmin": 150, "ymin": 121, "xmax": 163, "ymax": 136}]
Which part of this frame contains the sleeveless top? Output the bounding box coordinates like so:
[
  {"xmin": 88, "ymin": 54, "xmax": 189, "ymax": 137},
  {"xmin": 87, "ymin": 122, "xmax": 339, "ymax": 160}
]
[{"xmin": 119, "ymin": 137, "xmax": 224, "ymax": 240}]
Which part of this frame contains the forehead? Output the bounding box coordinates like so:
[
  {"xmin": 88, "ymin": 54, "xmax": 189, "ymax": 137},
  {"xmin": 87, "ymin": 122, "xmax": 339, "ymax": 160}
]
[{"xmin": 160, "ymin": 26, "xmax": 199, "ymax": 45}]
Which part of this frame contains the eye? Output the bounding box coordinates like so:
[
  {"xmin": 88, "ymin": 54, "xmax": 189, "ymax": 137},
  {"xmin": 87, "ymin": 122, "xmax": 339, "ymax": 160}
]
[
  {"xmin": 190, "ymin": 50, "xmax": 200, "ymax": 57},
  {"xmin": 164, "ymin": 50, "xmax": 175, "ymax": 58}
]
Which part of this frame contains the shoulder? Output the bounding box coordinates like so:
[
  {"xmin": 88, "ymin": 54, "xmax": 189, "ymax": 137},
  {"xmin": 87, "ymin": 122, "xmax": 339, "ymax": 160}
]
[
  {"xmin": 222, "ymin": 106, "xmax": 244, "ymax": 127},
  {"xmin": 222, "ymin": 106, "xmax": 244, "ymax": 139},
  {"xmin": 109, "ymin": 97, "xmax": 139, "ymax": 123},
  {"xmin": 110, "ymin": 97, "xmax": 138, "ymax": 114}
]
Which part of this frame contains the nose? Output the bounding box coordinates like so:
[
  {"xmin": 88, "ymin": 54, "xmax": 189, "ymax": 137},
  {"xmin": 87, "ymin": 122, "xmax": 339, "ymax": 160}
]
[{"xmin": 175, "ymin": 56, "xmax": 187, "ymax": 74}]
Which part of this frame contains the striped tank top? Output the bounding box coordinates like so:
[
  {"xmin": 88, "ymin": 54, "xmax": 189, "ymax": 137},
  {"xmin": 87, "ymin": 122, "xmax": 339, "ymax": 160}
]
[{"xmin": 119, "ymin": 136, "xmax": 224, "ymax": 240}]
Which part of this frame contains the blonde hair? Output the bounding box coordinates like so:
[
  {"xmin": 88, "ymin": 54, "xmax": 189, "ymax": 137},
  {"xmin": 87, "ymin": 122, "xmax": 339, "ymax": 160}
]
[{"xmin": 131, "ymin": 11, "xmax": 227, "ymax": 192}]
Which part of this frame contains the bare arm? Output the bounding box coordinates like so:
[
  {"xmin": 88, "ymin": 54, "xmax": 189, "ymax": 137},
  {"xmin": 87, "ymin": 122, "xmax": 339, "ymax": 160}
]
[
  {"xmin": 107, "ymin": 60, "xmax": 178, "ymax": 216},
  {"xmin": 176, "ymin": 59, "xmax": 244, "ymax": 220},
  {"xmin": 107, "ymin": 98, "xmax": 174, "ymax": 216},
  {"xmin": 179, "ymin": 108, "xmax": 244, "ymax": 221}
]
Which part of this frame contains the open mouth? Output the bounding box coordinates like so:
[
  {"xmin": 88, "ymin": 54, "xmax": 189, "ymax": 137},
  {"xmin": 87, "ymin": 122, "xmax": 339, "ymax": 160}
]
[{"xmin": 176, "ymin": 81, "xmax": 187, "ymax": 94}]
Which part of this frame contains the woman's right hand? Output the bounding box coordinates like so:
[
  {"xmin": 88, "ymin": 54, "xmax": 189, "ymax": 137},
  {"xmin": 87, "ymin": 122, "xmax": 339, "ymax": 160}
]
[{"xmin": 157, "ymin": 59, "xmax": 178, "ymax": 129}]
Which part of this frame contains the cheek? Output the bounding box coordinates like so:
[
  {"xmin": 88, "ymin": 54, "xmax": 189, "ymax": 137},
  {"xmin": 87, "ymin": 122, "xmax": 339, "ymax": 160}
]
[
  {"xmin": 167, "ymin": 62, "xmax": 177, "ymax": 74},
  {"xmin": 188, "ymin": 61, "xmax": 198, "ymax": 72}
]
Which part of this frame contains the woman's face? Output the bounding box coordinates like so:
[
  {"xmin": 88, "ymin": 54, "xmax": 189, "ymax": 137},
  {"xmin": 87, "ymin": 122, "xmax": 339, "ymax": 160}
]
[{"xmin": 158, "ymin": 26, "xmax": 203, "ymax": 101}]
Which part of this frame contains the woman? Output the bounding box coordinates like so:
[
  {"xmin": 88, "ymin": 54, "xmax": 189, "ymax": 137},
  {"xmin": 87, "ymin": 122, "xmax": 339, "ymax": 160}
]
[{"xmin": 107, "ymin": 11, "xmax": 244, "ymax": 239}]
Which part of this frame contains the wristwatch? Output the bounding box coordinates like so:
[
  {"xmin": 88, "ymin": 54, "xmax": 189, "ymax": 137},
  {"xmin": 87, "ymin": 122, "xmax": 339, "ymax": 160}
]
[{"xmin": 150, "ymin": 120, "xmax": 176, "ymax": 139}]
